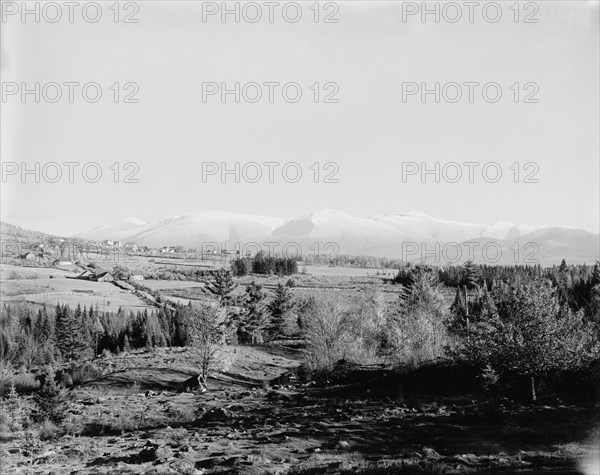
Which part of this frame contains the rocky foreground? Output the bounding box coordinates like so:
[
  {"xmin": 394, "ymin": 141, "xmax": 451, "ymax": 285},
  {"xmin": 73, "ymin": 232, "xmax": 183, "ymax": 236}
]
[{"xmin": 1, "ymin": 346, "xmax": 599, "ymax": 474}]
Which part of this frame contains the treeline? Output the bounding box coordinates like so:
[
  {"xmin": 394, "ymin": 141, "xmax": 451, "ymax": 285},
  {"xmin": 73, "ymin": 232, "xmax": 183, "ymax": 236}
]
[
  {"xmin": 139, "ymin": 267, "xmax": 213, "ymax": 281},
  {"xmin": 305, "ymin": 254, "xmax": 404, "ymax": 269},
  {"xmin": 231, "ymin": 252, "xmax": 298, "ymax": 276},
  {"xmin": 0, "ymin": 270, "xmax": 296, "ymax": 371},
  {"xmin": 303, "ymin": 261, "xmax": 600, "ymax": 401},
  {"xmin": 393, "ymin": 260, "xmax": 600, "ymax": 315}
]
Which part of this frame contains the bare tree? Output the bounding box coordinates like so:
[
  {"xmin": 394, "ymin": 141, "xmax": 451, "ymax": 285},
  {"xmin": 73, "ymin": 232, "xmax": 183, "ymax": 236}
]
[{"xmin": 185, "ymin": 302, "xmax": 233, "ymax": 390}]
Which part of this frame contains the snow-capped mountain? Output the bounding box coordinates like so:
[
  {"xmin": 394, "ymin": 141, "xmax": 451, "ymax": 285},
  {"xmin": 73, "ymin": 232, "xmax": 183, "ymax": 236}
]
[
  {"xmin": 76, "ymin": 217, "xmax": 149, "ymax": 241},
  {"xmin": 74, "ymin": 209, "xmax": 599, "ymax": 265}
]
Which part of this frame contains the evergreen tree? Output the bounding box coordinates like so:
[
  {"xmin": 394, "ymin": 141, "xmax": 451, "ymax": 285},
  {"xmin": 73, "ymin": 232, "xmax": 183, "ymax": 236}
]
[
  {"xmin": 33, "ymin": 367, "xmax": 64, "ymax": 423},
  {"xmin": 239, "ymin": 281, "xmax": 271, "ymax": 343},
  {"xmin": 55, "ymin": 304, "xmax": 87, "ymax": 362},
  {"xmin": 457, "ymin": 279, "xmax": 599, "ymax": 401},
  {"xmin": 591, "ymin": 261, "xmax": 600, "ymax": 287},
  {"xmin": 208, "ymin": 269, "xmax": 236, "ymax": 307},
  {"xmin": 268, "ymin": 283, "xmax": 295, "ymax": 338},
  {"xmin": 462, "ymin": 260, "xmax": 479, "ymax": 290}
]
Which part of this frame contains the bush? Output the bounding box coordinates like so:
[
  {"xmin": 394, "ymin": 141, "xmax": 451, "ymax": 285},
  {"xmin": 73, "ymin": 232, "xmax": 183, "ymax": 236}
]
[
  {"xmin": 20, "ymin": 429, "xmax": 44, "ymax": 458},
  {"xmin": 38, "ymin": 420, "xmax": 60, "ymax": 440},
  {"xmin": 70, "ymin": 362, "xmax": 101, "ymax": 385},
  {"xmin": 302, "ymin": 293, "xmax": 360, "ymax": 373},
  {"xmin": 13, "ymin": 372, "xmax": 39, "ymax": 394}
]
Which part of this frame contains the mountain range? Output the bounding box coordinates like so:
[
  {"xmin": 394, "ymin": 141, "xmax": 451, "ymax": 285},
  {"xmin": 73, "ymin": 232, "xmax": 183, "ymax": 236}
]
[{"xmin": 74, "ymin": 210, "xmax": 600, "ymax": 266}]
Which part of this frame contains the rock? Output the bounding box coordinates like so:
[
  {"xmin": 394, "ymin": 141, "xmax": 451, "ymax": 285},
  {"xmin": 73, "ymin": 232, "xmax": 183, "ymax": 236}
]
[
  {"xmin": 137, "ymin": 443, "xmax": 174, "ymax": 463},
  {"xmin": 423, "ymin": 447, "xmax": 441, "ymax": 459},
  {"xmin": 170, "ymin": 459, "xmax": 198, "ymax": 474},
  {"xmin": 155, "ymin": 446, "xmax": 174, "ymax": 461}
]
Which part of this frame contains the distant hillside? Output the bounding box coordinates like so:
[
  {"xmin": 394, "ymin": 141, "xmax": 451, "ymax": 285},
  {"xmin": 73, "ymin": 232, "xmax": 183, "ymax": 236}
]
[{"xmin": 0, "ymin": 221, "xmax": 63, "ymax": 241}]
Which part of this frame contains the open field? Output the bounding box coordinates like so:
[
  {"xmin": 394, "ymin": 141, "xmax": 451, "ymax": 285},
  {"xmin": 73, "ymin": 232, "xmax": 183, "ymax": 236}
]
[
  {"xmin": 304, "ymin": 265, "xmax": 398, "ymax": 278},
  {"xmin": 140, "ymin": 280, "xmax": 207, "ymax": 291},
  {"xmin": 0, "ymin": 264, "xmax": 152, "ymax": 313}
]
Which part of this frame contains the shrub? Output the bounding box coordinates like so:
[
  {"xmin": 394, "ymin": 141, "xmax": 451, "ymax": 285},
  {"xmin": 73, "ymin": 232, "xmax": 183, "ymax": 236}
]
[
  {"xmin": 20, "ymin": 429, "xmax": 44, "ymax": 459},
  {"xmin": 70, "ymin": 362, "xmax": 101, "ymax": 385},
  {"xmin": 13, "ymin": 372, "xmax": 39, "ymax": 394},
  {"xmin": 38, "ymin": 420, "xmax": 60, "ymax": 440},
  {"xmin": 302, "ymin": 294, "xmax": 354, "ymax": 373},
  {"xmin": 385, "ymin": 270, "xmax": 450, "ymax": 366}
]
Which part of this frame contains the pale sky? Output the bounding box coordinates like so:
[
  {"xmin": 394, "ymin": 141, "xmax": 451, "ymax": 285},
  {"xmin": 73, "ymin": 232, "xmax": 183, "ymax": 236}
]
[{"xmin": 1, "ymin": 0, "xmax": 599, "ymax": 236}]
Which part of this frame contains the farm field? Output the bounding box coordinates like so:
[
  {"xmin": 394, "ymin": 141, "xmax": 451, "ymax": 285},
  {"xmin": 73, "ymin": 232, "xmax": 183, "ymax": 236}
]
[
  {"xmin": 303, "ymin": 265, "xmax": 398, "ymax": 278},
  {"xmin": 140, "ymin": 280, "xmax": 207, "ymax": 291},
  {"xmin": 0, "ymin": 264, "xmax": 152, "ymax": 313}
]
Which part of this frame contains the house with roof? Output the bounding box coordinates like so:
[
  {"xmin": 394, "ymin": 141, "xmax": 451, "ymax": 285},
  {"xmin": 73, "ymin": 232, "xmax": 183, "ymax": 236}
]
[
  {"xmin": 74, "ymin": 269, "xmax": 114, "ymax": 282},
  {"xmin": 130, "ymin": 271, "xmax": 145, "ymax": 281},
  {"xmin": 20, "ymin": 252, "xmax": 36, "ymax": 260},
  {"xmin": 95, "ymin": 271, "xmax": 114, "ymax": 282}
]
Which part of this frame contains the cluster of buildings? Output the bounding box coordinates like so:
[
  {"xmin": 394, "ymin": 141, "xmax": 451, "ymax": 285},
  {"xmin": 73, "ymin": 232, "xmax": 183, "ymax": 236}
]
[{"xmin": 75, "ymin": 268, "xmax": 145, "ymax": 282}]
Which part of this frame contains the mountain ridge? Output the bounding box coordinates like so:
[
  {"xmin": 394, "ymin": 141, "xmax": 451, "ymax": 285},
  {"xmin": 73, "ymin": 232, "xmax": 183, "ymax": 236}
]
[{"xmin": 72, "ymin": 210, "xmax": 600, "ymax": 265}]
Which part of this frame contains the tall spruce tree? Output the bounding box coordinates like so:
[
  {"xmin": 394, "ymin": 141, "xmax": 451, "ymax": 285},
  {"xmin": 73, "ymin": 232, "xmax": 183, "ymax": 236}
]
[
  {"xmin": 239, "ymin": 281, "xmax": 271, "ymax": 343},
  {"xmin": 268, "ymin": 283, "xmax": 295, "ymax": 338},
  {"xmin": 208, "ymin": 269, "xmax": 236, "ymax": 307},
  {"xmin": 55, "ymin": 304, "xmax": 87, "ymax": 362}
]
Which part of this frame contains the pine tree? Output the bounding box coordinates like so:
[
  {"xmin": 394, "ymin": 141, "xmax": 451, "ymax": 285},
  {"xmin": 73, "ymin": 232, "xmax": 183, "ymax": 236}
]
[
  {"xmin": 591, "ymin": 261, "xmax": 600, "ymax": 287},
  {"xmin": 239, "ymin": 281, "xmax": 271, "ymax": 343},
  {"xmin": 459, "ymin": 279, "xmax": 599, "ymax": 401},
  {"xmin": 55, "ymin": 304, "xmax": 87, "ymax": 362},
  {"xmin": 5, "ymin": 382, "xmax": 26, "ymax": 431},
  {"xmin": 123, "ymin": 334, "xmax": 131, "ymax": 352},
  {"xmin": 462, "ymin": 260, "xmax": 479, "ymax": 290},
  {"xmin": 208, "ymin": 269, "xmax": 236, "ymax": 307},
  {"xmin": 268, "ymin": 283, "xmax": 295, "ymax": 338},
  {"xmin": 33, "ymin": 367, "xmax": 64, "ymax": 423}
]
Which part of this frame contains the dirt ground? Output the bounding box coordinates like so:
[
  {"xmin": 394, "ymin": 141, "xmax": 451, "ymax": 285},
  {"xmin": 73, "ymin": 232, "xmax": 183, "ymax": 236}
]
[{"xmin": 1, "ymin": 344, "xmax": 599, "ymax": 474}]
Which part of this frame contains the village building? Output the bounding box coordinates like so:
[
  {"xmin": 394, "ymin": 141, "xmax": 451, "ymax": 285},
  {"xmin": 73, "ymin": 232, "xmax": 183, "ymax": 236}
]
[
  {"xmin": 20, "ymin": 252, "xmax": 36, "ymax": 260},
  {"xmin": 95, "ymin": 271, "xmax": 114, "ymax": 282}
]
